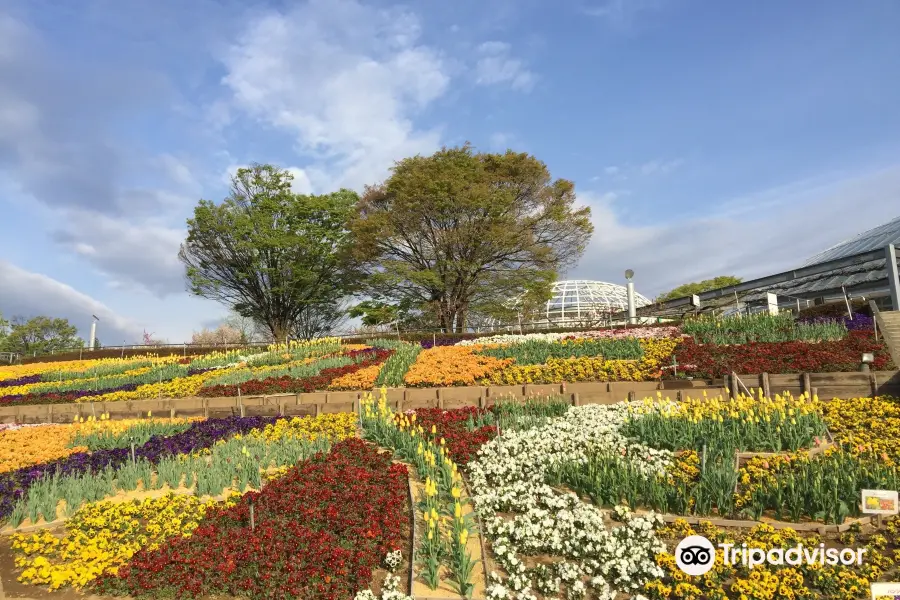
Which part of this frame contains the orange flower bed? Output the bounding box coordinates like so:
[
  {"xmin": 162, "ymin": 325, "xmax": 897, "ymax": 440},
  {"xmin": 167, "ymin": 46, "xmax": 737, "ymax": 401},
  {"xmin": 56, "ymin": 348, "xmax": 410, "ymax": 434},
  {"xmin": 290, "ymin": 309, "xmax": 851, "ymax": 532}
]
[
  {"xmin": 0, "ymin": 426, "xmax": 87, "ymax": 473},
  {"xmin": 403, "ymin": 345, "xmax": 512, "ymax": 387},
  {"xmin": 328, "ymin": 364, "xmax": 384, "ymax": 391}
]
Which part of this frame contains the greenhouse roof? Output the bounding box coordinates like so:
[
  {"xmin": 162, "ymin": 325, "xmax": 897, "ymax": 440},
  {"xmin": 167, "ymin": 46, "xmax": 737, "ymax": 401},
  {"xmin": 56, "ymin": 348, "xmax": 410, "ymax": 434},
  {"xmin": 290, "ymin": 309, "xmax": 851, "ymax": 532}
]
[{"xmin": 623, "ymin": 245, "xmax": 900, "ymax": 319}]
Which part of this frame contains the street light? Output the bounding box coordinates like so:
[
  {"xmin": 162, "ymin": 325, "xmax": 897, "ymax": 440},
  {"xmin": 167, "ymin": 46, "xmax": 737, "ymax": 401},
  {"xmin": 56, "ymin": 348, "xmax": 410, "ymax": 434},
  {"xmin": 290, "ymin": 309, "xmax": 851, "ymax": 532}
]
[
  {"xmin": 625, "ymin": 269, "xmax": 636, "ymax": 325},
  {"xmin": 89, "ymin": 315, "xmax": 100, "ymax": 351}
]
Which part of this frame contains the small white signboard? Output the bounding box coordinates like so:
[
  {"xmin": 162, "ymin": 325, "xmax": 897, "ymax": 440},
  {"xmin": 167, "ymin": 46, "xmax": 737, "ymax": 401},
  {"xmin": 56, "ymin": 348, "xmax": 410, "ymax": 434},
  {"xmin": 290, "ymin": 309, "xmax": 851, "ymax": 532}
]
[
  {"xmin": 871, "ymin": 581, "xmax": 900, "ymax": 599},
  {"xmin": 862, "ymin": 489, "xmax": 899, "ymax": 515}
]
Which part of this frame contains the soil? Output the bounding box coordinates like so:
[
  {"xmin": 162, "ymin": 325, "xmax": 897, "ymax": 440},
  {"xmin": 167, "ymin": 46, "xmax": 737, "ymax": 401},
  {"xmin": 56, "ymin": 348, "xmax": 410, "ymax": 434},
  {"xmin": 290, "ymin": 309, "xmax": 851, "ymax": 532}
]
[{"xmin": 408, "ymin": 471, "xmax": 488, "ymax": 600}]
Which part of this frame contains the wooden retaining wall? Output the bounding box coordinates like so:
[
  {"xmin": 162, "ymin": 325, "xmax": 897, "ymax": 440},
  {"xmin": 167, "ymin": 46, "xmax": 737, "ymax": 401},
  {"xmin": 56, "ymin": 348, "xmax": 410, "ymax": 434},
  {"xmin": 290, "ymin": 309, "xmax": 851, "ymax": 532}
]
[{"xmin": 1, "ymin": 371, "xmax": 897, "ymax": 425}]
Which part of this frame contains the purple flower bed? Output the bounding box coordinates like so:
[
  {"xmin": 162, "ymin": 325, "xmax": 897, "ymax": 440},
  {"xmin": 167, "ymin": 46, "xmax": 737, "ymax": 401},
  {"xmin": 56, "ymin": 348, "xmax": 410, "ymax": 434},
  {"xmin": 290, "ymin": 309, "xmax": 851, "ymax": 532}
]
[
  {"xmin": 798, "ymin": 314, "xmax": 874, "ymax": 331},
  {"xmin": 0, "ymin": 415, "xmax": 285, "ymax": 520},
  {"xmin": 0, "ymin": 368, "xmax": 219, "ymax": 406},
  {"xmin": 0, "ymin": 374, "xmax": 43, "ymax": 388},
  {"xmin": 420, "ymin": 336, "xmax": 465, "ymax": 349}
]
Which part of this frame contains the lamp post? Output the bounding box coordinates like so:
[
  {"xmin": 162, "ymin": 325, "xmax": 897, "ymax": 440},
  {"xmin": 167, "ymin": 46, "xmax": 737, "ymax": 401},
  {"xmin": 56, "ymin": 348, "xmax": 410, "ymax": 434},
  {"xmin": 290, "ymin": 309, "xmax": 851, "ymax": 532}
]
[
  {"xmin": 89, "ymin": 315, "xmax": 100, "ymax": 351},
  {"xmin": 625, "ymin": 269, "xmax": 636, "ymax": 325},
  {"xmin": 861, "ymin": 352, "xmax": 874, "ymax": 373}
]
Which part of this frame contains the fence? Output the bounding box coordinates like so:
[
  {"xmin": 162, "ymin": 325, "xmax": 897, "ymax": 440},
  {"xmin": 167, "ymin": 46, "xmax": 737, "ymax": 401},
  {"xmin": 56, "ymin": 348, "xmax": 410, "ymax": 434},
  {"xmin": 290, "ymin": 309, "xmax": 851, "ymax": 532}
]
[
  {"xmin": 2, "ymin": 370, "xmax": 897, "ymax": 425},
  {"xmin": 12, "ymin": 321, "xmax": 670, "ymax": 364}
]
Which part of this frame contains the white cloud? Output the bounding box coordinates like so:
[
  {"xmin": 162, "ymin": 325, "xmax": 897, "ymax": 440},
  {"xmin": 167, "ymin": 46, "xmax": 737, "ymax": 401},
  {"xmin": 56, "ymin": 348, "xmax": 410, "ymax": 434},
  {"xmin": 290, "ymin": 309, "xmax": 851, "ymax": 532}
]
[
  {"xmin": 286, "ymin": 167, "xmax": 314, "ymax": 195},
  {"xmin": 582, "ymin": 0, "xmax": 666, "ymax": 28},
  {"xmin": 474, "ymin": 41, "xmax": 536, "ymax": 92},
  {"xmin": 0, "ymin": 260, "xmax": 143, "ymax": 343},
  {"xmin": 573, "ymin": 164, "xmax": 900, "ymax": 297},
  {"xmin": 638, "ymin": 158, "xmax": 683, "ymax": 176},
  {"xmin": 219, "ymin": 0, "xmax": 450, "ymax": 191},
  {"xmin": 51, "ymin": 212, "xmax": 186, "ymax": 297}
]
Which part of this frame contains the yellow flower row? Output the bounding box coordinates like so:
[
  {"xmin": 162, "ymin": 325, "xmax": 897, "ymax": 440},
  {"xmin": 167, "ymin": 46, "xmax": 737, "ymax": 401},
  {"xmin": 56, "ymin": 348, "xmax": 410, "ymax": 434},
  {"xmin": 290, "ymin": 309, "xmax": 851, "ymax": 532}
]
[
  {"xmin": 240, "ymin": 413, "xmax": 358, "ymax": 443},
  {"xmin": 631, "ymin": 390, "xmax": 820, "ymax": 425},
  {"xmin": 0, "ymin": 355, "xmax": 170, "ymax": 382},
  {"xmin": 12, "ymin": 493, "xmax": 240, "ymax": 589},
  {"xmin": 76, "ymin": 368, "xmax": 238, "ymax": 403},
  {"xmin": 483, "ymin": 338, "xmax": 681, "ymax": 385}
]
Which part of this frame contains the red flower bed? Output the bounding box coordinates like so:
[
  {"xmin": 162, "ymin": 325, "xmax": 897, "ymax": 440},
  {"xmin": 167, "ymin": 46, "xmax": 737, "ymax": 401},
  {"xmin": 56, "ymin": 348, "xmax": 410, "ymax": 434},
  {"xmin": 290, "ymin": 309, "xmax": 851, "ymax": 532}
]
[
  {"xmin": 408, "ymin": 406, "xmax": 497, "ymax": 465},
  {"xmin": 93, "ymin": 438, "xmax": 408, "ymax": 600},
  {"xmin": 674, "ymin": 330, "xmax": 895, "ymax": 379},
  {"xmin": 198, "ymin": 349, "xmax": 393, "ymax": 397}
]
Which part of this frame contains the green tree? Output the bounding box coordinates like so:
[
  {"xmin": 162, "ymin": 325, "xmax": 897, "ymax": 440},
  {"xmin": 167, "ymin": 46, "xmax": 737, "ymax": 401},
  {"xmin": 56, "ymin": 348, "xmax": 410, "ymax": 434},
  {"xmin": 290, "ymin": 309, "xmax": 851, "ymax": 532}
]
[
  {"xmin": 178, "ymin": 164, "xmax": 359, "ymax": 341},
  {"xmin": 0, "ymin": 311, "xmax": 8, "ymax": 349},
  {"xmin": 1, "ymin": 316, "xmax": 83, "ymax": 355},
  {"xmin": 350, "ymin": 145, "xmax": 593, "ymax": 332},
  {"xmin": 656, "ymin": 275, "xmax": 743, "ymax": 303}
]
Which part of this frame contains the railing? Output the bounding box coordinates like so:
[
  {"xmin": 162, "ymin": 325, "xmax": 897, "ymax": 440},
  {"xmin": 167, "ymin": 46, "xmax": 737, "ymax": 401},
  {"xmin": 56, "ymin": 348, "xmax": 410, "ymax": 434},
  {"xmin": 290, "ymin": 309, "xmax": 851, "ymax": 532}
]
[
  {"xmin": 0, "ymin": 352, "xmax": 19, "ymax": 365},
  {"xmin": 6, "ymin": 319, "xmax": 665, "ymax": 363}
]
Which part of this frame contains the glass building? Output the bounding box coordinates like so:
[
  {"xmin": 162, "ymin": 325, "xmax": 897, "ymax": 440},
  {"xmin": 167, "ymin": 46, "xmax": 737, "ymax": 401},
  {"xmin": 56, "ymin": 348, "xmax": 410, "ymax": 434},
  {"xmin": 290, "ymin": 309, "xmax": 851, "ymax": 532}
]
[{"xmin": 540, "ymin": 280, "xmax": 652, "ymax": 325}]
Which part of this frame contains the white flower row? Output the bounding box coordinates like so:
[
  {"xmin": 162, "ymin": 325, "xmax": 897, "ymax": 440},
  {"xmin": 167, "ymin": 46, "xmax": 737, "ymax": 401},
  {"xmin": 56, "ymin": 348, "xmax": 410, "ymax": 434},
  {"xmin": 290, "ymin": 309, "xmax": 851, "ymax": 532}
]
[
  {"xmin": 456, "ymin": 327, "xmax": 681, "ymax": 347},
  {"xmin": 469, "ymin": 403, "xmax": 671, "ymax": 600}
]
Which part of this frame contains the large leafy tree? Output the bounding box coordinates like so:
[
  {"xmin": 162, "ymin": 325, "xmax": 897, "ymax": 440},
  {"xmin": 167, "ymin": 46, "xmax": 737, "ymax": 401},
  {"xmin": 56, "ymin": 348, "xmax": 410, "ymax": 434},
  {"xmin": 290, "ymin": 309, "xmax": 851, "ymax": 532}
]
[
  {"xmin": 656, "ymin": 275, "xmax": 743, "ymax": 303},
  {"xmin": 179, "ymin": 164, "xmax": 359, "ymax": 341},
  {"xmin": 0, "ymin": 316, "xmax": 83, "ymax": 355},
  {"xmin": 350, "ymin": 145, "xmax": 593, "ymax": 332}
]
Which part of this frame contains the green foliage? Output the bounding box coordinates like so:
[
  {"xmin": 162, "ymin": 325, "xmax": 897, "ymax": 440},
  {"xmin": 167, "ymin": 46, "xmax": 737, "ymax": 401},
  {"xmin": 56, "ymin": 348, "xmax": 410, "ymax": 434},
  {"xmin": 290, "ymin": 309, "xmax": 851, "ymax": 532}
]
[
  {"xmin": 656, "ymin": 275, "xmax": 743, "ymax": 303},
  {"xmin": 25, "ymin": 363, "xmax": 190, "ymax": 395},
  {"xmin": 0, "ymin": 316, "xmax": 83, "ymax": 355},
  {"xmin": 681, "ymin": 312, "xmax": 847, "ymax": 344},
  {"xmin": 350, "ymin": 144, "xmax": 593, "ymax": 333},
  {"xmin": 202, "ymin": 356, "xmax": 353, "ymax": 387},
  {"xmin": 179, "ymin": 164, "xmax": 359, "ymax": 341},
  {"xmin": 369, "ymin": 340, "xmax": 422, "ymax": 386},
  {"xmin": 478, "ymin": 338, "xmax": 643, "ymax": 364},
  {"xmin": 69, "ymin": 421, "xmax": 195, "ymax": 451}
]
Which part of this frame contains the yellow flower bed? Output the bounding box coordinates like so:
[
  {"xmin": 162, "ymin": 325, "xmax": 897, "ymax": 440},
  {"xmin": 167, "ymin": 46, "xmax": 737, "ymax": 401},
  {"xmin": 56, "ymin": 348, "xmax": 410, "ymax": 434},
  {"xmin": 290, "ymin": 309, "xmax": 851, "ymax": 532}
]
[
  {"xmin": 483, "ymin": 338, "xmax": 680, "ymax": 385},
  {"xmin": 241, "ymin": 413, "xmax": 358, "ymax": 443},
  {"xmin": 404, "ymin": 345, "xmax": 513, "ymax": 387},
  {"xmin": 0, "ymin": 356, "xmax": 175, "ymax": 382},
  {"xmin": 328, "ymin": 364, "xmax": 384, "ymax": 390},
  {"xmin": 648, "ymin": 518, "xmax": 897, "ymax": 600},
  {"xmin": 12, "ymin": 493, "xmax": 239, "ymax": 589},
  {"xmin": 819, "ymin": 396, "xmax": 900, "ymax": 466},
  {"xmin": 77, "ymin": 368, "xmax": 237, "ymax": 403}
]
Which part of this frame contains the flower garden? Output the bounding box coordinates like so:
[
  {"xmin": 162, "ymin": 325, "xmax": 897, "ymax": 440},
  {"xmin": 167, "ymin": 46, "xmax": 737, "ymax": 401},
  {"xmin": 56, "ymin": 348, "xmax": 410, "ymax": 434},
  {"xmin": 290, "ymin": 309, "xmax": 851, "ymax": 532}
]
[
  {"xmin": 0, "ymin": 313, "xmax": 894, "ymax": 409},
  {"xmin": 0, "ymin": 312, "xmax": 897, "ymax": 599},
  {"xmin": 0, "ymin": 384, "xmax": 894, "ymax": 599}
]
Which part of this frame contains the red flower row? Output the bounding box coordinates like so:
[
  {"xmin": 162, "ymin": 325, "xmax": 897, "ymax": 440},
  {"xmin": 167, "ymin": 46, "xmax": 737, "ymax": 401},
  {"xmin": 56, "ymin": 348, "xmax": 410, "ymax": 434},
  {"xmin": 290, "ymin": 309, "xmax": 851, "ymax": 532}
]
[
  {"xmin": 674, "ymin": 330, "xmax": 895, "ymax": 379},
  {"xmin": 198, "ymin": 349, "xmax": 393, "ymax": 397},
  {"xmin": 93, "ymin": 438, "xmax": 409, "ymax": 600},
  {"xmin": 407, "ymin": 406, "xmax": 497, "ymax": 465}
]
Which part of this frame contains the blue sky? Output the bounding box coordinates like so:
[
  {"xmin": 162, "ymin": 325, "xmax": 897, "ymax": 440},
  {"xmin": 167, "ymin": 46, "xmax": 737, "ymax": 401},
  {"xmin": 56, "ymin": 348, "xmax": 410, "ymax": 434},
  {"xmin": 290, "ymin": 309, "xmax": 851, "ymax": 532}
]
[{"xmin": 2, "ymin": 0, "xmax": 900, "ymax": 344}]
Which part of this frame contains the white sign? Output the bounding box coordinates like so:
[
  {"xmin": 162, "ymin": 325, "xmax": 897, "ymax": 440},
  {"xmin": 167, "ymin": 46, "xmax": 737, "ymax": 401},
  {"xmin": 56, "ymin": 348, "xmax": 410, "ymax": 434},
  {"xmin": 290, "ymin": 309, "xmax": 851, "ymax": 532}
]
[
  {"xmin": 766, "ymin": 292, "xmax": 779, "ymax": 315},
  {"xmin": 862, "ymin": 489, "xmax": 899, "ymax": 515},
  {"xmin": 870, "ymin": 581, "xmax": 900, "ymax": 599},
  {"xmin": 690, "ymin": 294, "xmax": 700, "ymax": 307}
]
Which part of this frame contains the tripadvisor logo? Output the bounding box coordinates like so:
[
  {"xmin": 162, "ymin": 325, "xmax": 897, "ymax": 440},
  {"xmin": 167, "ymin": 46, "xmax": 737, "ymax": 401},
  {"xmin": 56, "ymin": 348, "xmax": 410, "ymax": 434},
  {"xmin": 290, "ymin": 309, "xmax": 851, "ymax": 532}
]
[{"xmin": 675, "ymin": 535, "xmax": 867, "ymax": 576}]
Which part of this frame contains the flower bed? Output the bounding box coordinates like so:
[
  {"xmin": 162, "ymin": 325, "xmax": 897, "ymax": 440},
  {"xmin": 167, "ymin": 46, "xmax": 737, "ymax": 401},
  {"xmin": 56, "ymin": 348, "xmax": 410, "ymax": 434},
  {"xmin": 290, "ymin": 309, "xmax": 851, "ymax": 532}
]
[
  {"xmin": 403, "ymin": 406, "xmax": 497, "ymax": 465},
  {"xmin": 198, "ymin": 348, "xmax": 392, "ymax": 396},
  {"xmin": 674, "ymin": 330, "xmax": 894, "ymax": 378},
  {"xmin": 93, "ymin": 438, "xmax": 409, "ymax": 600},
  {"xmin": 403, "ymin": 346, "xmax": 512, "ymax": 387},
  {"xmin": 0, "ymin": 415, "xmax": 285, "ymax": 521}
]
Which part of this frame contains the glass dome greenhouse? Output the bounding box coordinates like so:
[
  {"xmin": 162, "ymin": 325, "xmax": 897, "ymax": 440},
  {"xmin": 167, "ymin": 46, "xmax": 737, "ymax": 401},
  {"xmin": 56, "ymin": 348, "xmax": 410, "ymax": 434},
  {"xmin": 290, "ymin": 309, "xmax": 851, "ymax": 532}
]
[{"xmin": 539, "ymin": 280, "xmax": 652, "ymax": 325}]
